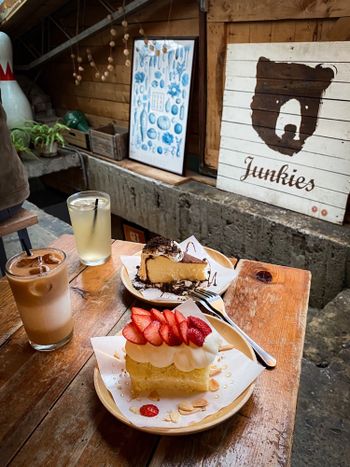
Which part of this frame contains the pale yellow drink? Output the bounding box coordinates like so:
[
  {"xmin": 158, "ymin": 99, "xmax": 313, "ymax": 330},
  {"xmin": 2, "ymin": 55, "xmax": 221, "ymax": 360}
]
[{"xmin": 67, "ymin": 191, "xmax": 111, "ymax": 266}]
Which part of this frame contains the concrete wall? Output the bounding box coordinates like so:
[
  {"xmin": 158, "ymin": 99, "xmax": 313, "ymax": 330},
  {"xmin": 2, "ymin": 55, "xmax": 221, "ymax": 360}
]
[{"xmin": 86, "ymin": 155, "xmax": 350, "ymax": 308}]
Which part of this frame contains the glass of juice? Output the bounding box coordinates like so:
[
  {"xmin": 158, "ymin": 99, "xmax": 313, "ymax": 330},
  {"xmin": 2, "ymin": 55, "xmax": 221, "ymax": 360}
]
[
  {"xmin": 67, "ymin": 190, "xmax": 111, "ymax": 266},
  {"xmin": 5, "ymin": 248, "xmax": 73, "ymax": 351}
]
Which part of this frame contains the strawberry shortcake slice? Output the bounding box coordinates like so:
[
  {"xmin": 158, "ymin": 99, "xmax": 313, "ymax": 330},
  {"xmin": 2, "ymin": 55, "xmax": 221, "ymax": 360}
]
[{"xmin": 122, "ymin": 307, "xmax": 221, "ymax": 395}]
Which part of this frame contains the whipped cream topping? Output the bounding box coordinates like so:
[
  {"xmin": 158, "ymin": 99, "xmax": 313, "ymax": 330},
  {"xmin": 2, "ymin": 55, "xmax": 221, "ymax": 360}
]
[
  {"xmin": 142, "ymin": 236, "xmax": 184, "ymax": 263},
  {"xmin": 125, "ymin": 332, "xmax": 221, "ymax": 372}
]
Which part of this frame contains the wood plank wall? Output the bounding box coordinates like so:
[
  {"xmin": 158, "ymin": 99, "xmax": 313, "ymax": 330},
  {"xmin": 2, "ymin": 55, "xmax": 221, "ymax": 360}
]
[
  {"xmin": 206, "ymin": 0, "xmax": 350, "ymax": 170},
  {"xmin": 41, "ymin": 0, "xmax": 200, "ymax": 156}
]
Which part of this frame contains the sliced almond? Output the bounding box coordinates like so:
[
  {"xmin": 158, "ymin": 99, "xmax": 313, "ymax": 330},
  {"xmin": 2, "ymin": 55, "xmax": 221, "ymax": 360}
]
[
  {"xmin": 209, "ymin": 365, "xmax": 222, "ymax": 377},
  {"xmin": 209, "ymin": 378, "xmax": 220, "ymax": 392},
  {"xmin": 129, "ymin": 406, "xmax": 139, "ymax": 414},
  {"xmin": 169, "ymin": 410, "xmax": 181, "ymax": 423},
  {"xmin": 148, "ymin": 390, "xmax": 160, "ymax": 401},
  {"xmin": 114, "ymin": 352, "xmax": 120, "ymax": 360},
  {"xmin": 178, "ymin": 401, "xmax": 193, "ymax": 412},
  {"xmin": 219, "ymin": 344, "xmax": 235, "ymax": 352},
  {"xmin": 192, "ymin": 398, "xmax": 208, "ymax": 408},
  {"xmin": 178, "ymin": 407, "xmax": 202, "ymax": 415}
]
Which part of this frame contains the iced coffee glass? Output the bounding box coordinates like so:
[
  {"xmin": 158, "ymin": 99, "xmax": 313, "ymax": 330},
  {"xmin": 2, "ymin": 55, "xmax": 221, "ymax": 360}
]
[
  {"xmin": 5, "ymin": 248, "xmax": 73, "ymax": 351},
  {"xmin": 67, "ymin": 190, "xmax": 111, "ymax": 266}
]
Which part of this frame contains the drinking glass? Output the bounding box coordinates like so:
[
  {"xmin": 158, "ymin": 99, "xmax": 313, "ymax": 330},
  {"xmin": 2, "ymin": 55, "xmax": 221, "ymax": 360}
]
[
  {"xmin": 6, "ymin": 248, "xmax": 73, "ymax": 351},
  {"xmin": 67, "ymin": 190, "xmax": 111, "ymax": 266}
]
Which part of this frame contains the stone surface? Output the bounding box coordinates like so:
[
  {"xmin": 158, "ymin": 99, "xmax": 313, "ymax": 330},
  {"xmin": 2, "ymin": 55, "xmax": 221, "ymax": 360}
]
[
  {"xmin": 292, "ymin": 289, "xmax": 350, "ymax": 466},
  {"xmin": 22, "ymin": 149, "xmax": 81, "ymax": 179},
  {"xmin": 85, "ymin": 155, "xmax": 350, "ymax": 308}
]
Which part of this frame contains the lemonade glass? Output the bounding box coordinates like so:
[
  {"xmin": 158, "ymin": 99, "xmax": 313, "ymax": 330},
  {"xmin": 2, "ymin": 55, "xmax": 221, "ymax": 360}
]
[{"xmin": 67, "ymin": 190, "xmax": 111, "ymax": 266}]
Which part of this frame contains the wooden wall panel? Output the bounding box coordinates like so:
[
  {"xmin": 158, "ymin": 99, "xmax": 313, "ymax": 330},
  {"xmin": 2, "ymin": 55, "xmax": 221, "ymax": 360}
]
[
  {"xmin": 205, "ymin": 8, "xmax": 350, "ymax": 170},
  {"xmin": 43, "ymin": 0, "xmax": 200, "ymax": 156},
  {"xmin": 208, "ymin": 0, "xmax": 350, "ymax": 23}
]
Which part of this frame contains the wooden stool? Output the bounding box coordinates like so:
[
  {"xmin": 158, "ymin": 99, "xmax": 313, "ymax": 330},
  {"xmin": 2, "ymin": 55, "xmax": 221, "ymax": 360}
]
[{"xmin": 0, "ymin": 208, "xmax": 38, "ymax": 275}]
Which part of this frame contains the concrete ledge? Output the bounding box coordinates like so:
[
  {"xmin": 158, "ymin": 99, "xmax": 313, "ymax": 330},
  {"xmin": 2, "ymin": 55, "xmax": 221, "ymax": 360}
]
[
  {"xmin": 86, "ymin": 155, "xmax": 350, "ymax": 308},
  {"xmin": 22, "ymin": 149, "xmax": 81, "ymax": 179}
]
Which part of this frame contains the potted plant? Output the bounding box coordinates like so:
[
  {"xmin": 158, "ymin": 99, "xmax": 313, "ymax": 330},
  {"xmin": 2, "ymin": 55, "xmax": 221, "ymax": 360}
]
[
  {"xmin": 10, "ymin": 127, "xmax": 35, "ymax": 159},
  {"xmin": 30, "ymin": 122, "xmax": 69, "ymax": 157}
]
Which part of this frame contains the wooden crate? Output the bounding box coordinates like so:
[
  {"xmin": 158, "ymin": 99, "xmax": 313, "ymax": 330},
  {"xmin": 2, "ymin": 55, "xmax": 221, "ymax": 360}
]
[
  {"xmin": 63, "ymin": 129, "xmax": 90, "ymax": 149},
  {"xmin": 89, "ymin": 124, "xmax": 128, "ymax": 160}
]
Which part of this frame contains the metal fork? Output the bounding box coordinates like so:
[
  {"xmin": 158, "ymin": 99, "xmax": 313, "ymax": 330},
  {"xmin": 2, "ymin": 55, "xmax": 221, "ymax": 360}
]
[{"xmin": 189, "ymin": 288, "xmax": 277, "ymax": 369}]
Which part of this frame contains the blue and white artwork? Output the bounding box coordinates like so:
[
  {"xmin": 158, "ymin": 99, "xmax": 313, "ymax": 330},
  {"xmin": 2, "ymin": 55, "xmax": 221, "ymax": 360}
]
[{"xmin": 129, "ymin": 38, "xmax": 195, "ymax": 175}]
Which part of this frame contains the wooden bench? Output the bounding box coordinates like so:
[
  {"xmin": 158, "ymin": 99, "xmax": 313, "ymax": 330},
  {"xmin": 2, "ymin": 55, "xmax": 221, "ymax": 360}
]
[{"xmin": 0, "ymin": 208, "xmax": 38, "ymax": 274}]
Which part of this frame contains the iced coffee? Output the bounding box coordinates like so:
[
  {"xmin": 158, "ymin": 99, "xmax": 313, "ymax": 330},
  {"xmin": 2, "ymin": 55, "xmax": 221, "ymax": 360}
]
[{"xmin": 5, "ymin": 248, "xmax": 73, "ymax": 351}]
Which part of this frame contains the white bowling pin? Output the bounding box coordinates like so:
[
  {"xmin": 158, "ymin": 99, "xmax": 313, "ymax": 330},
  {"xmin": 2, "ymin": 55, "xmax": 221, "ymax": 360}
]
[{"xmin": 0, "ymin": 31, "xmax": 33, "ymax": 129}]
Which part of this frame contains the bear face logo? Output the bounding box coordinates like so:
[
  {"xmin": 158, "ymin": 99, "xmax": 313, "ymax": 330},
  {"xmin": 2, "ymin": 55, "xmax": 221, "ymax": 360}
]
[{"xmin": 250, "ymin": 57, "xmax": 334, "ymax": 156}]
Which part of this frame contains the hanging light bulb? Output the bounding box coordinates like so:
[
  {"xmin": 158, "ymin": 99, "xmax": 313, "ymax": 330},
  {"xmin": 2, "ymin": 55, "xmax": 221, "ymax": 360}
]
[
  {"xmin": 121, "ymin": 19, "xmax": 128, "ymax": 28},
  {"xmin": 110, "ymin": 28, "xmax": 117, "ymax": 36}
]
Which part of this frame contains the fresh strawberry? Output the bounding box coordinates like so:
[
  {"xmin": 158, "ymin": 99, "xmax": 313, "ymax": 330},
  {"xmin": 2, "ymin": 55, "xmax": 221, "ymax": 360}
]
[
  {"xmin": 163, "ymin": 309, "xmax": 176, "ymax": 327},
  {"xmin": 131, "ymin": 307, "xmax": 151, "ymax": 316},
  {"xmin": 159, "ymin": 323, "xmax": 182, "ymax": 346},
  {"xmin": 132, "ymin": 313, "xmax": 152, "ymax": 332},
  {"xmin": 187, "ymin": 327, "xmax": 205, "ymax": 347},
  {"xmin": 179, "ymin": 320, "xmax": 189, "ymax": 344},
  {"xmin": 122, "ymin": 322, "xmax": 147, "ymax": 345},
  {"xmin": 140, "ymin": 404, "xmax": 159, "ymax": 417},
  {"xmin": 175, "ymin": 309, "xmax": 186, "ymax": 325},
  {"xmin": 144, "ymin": 321, "xmax": 162, "ymax": 346},
  {"xmin": 150, "ymin": 308, "xmax": 166, "ymax": 324},
  {"xmin": 188, "ymin": 316, "xmax": 212, "ymax": 337}
]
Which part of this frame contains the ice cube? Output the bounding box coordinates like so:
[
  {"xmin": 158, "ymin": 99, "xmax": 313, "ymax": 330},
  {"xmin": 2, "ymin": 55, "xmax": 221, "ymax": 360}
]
[
  {"xmin": 42, "ymin": 253, "xmax": 61, "ymax": 265},
  {"xmin": 29, "ymin": 280, "xmax": 53, "ymax": 297},
  {"xmin": 29, "ymin": 265, "xmax": 50, "ymax": 275},
  {"xmin": 16, "ymin": 257, "xmax": 39, "ymax": 268}
]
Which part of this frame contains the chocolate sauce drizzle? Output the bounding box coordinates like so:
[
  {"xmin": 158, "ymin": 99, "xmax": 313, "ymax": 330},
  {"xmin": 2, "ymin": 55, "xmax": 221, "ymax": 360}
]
[{"xmin": 184, "ymin": 241, "xmax": 196, "ymax": 254}]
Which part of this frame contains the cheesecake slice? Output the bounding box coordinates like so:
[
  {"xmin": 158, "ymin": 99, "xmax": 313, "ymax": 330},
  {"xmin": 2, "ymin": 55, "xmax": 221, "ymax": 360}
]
[{"xmin": 138, "ymin": 236, "xmax": 208, "ymax": 284}]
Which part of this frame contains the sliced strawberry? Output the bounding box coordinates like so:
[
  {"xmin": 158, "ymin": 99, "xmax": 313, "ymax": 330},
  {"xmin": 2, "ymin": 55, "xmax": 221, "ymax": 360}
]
[
  {"xmin": 131, "ymin": 307, "xmax": 151, "ymax": 316},
  {"xmin": 163, "ymin": 310, "xmax": 182, "ymax": 341},
  {"xmin": 150, "ymin": 308, "xmax": 166, "ymax": 324},
  {"xmin": 187, "ymin": 327, "xmax": 205, "ymax": 347},
  {"xmin": 122, "ymin": 322, "xmax": 147, "ymax": 344},
  {"xmin": 144, "ymin": 321, "xmax": 162, "ymax": 346},
  {"xmin": 175, "ymin": 309, "xmax": 186, "ymax": 325},
  {"xmin": 179, "ymin": 320, "xmax": 189, "ymax": 344},
  {"xmin": 159, "ymin": 323, "xmax": 181, "ymax": 346},
  {"xmin": 188, "ymin": 316, "xmax": 212, "ymax": 337},
  {"xmin": 140, "ymin": 404, "xmax": 159, "ymax": 417},
  {"xmin": 163, "ymin": 309, "xmax": 176, "ymax": 327},
  {"xmin": 132, "ymin": 313, "xmax": 152, "ymax": 332}
]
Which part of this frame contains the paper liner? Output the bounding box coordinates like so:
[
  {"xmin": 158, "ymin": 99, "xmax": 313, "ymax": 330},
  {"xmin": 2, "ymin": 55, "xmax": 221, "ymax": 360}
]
[
  {"xmin": 91, "ymin": 300, "xmax": 264, "ymax": 429},
  {"xmin": 121, "ymin": 235, "xmax": 237, "ymax": 301}
]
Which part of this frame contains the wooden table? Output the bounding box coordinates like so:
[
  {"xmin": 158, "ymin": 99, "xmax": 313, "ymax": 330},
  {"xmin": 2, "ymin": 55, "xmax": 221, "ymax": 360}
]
[{"xmin": 0, "ymin": 235, "xmax": 311, "ymax": 466}]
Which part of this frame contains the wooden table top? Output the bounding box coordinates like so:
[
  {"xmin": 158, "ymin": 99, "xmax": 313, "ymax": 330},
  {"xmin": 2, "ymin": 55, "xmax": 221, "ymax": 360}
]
[{"xmin": 0, "ymin": 234, "xmax": 311, "ymax": 466}]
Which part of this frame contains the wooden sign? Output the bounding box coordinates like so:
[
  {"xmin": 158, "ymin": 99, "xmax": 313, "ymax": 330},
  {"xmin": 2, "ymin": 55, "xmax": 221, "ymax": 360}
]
[
  {"xmin": 123, "ymin": 223, "xmax": 146, "ymax": 243},
  {"xmin": 217, "ymin": 42, "xmax": 350, "ymax": 224}
]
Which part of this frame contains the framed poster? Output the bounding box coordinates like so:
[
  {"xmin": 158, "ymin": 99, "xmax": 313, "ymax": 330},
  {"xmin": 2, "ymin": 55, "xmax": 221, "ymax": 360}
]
[
  {"xmin": 217, "ymin": 42, "xmax": 350, "ymax": 225},
  {"xmin": 129, "ymin": 37, "xmax": 195, "ymax": 175}
]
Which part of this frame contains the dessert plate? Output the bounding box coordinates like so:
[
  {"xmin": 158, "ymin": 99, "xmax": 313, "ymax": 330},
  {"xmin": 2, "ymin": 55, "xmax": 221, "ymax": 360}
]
[
  {"xmin": 93, "ymin": 315, "xmax": 257, "ymax": 435},
  {"xmin": 120, "ymin": 247, "xmax": 234, "ymax": 305}
]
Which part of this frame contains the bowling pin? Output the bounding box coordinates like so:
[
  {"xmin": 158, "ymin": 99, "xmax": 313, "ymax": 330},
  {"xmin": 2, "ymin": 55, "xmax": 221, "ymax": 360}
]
[{"xmin": 0, "ymin": 31, "xmax": 33, "ymax": 128}]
